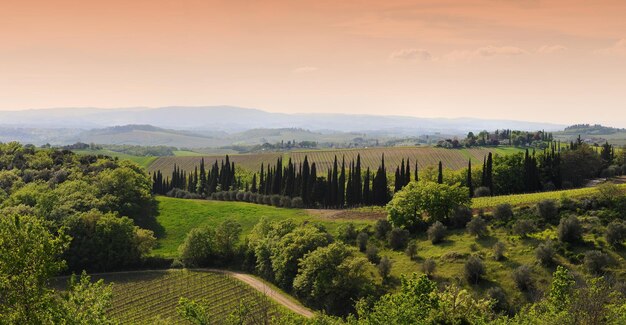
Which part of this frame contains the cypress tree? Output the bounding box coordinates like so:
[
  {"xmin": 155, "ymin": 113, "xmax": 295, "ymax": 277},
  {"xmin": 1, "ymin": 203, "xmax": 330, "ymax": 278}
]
[
  {"xmin": 331, "ymin": 156, "xmax": 339, "ymax": 207},
  {"xmin": 414, "ymin": 161, "xmax": 419, "ymax": 183},
  {"xmin": 394, "ymin": 167, "xmax": 402, "ymax": 192},
  {"xmin": 338, "ymin": 157, "xmax": 346, "ymax": 207},
  {"xmin": 251, "ymin": 173, "xmax": 257, "ymax": 193},
  {"xmin": 467, "ymin": 159, "xmax": 473, "ymax": 198},
  {"xmin": 354, "ymin": 154, "xmax": 362, "ymax": 205},
  {"xmin": 301, "ymin": 156, "xmax": 310, "ymax": 203},
  {"xmin": 486, "ymin": 153, "xmax": 493, "ymax": 195},
  {"xmin": 405, "ymin": 158, "xmax": 411, "ymax": 185},
  {"xmin": 437, "ymin": 161, "xmax": 443, "ymax": 184}
]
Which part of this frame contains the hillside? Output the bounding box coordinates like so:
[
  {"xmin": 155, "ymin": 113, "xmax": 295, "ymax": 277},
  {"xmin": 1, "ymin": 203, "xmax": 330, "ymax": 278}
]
[{"xmin": 554, "ymin": 124, "xmax": 626, "ymax": 146}]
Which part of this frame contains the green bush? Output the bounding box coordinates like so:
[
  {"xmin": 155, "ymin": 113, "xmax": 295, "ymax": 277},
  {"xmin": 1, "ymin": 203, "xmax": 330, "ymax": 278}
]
[
  {"xmin": 466, "ymin": 216, "xmax": 488, "ymax": 237},
  {"xmin": 513, "ymin": 219, "xmax": 535, "ymax": 238},
  {"xmin": 557, "ymin": 216, "xmax": 583, "ymax": 243},
  {"xmin": 605, "ymin": 220, "xmax": 626, "ymax": 247},
  {"xmin": 512, "ymin": 265, "xmax": 534, "ymax": 291},
  {"xmin": 535, "ymin": 241, "xmax": 555, "ymax": 266},
  {"xmin": 427, "ymin": 221, "xmax": 447, "ymax": 244},
  {"xmin": 366, "ymin": 244, "xmax": 380, "ymax": 264},
  {"xmin": 357, "ymin": 232, "xmax": 369, "ymax": 252},
  {"xmin": 493, "ymin": 204, "xmax": 513, "ymax": 222},
  {"xmin": 464, "ymin": 256, "xmax": 486, "ymax": 284},
  {"xmin": 537, "ymin": 199, "xmax": 559, "ymax": 224},
  {"xmin": 422, "ymin": 258, "xmax": 436, "ymax": 277},
  {"xmin": 388, "ymin": 227, "xmax": 409, "ymax": 250},
  {"xmin": 584, "ymin": 250, "xmax": 609, "ymax": 275},
  {"xmin": 405, "ymin": 240, "xmax": 418, "ymax": 260},
  {"xmin": 375, "ymin": 219, "xmax": 392, "ymax": 240},
  {"xmin": 493, "ymin": 242, "xmax": 506, "ymax": 261}
]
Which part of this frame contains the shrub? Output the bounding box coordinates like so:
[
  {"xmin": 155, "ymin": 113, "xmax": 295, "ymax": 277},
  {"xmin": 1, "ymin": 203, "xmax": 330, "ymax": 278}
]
[
  {"xmin": 422, "ymin": 258, "xmax": 436, "ymax": 277},
  {"xmin": 537, "ymin": 199, "xmax": 559, "ymax": 224},
  {"xmin": 256, "ymin": 194, "xmax": 265, "ymax": 204},
  {"xmin": 377, "ymin": 257, "xmax": 393, "ymax": 281},
  {"xmin": 513, "ymin": 219, "xmax": 535, "ymax": 238},
  {"xmin": 448, "ymin": 206, "xmax": 472, "ymax": 229},
  {"xmin": 270, "ymin": 195, "xmax": 282, "ymax": 207},
  {"xmin": 280, "ymin": 196, "xmax": 292, "ymax": 208},
  {"xmin": 242, "ymin": 192, "xmax": 250, "ymax": 202},
  {"xmin": 263, "ymin": 195, "xmax": 272, "ymax": 205},
  {"xmin": 487, "ymin": 287, "xmax": 509, "ymax": 312},
  {"xmin": 493, "ymin": 204, "xmax": 513, "ymax": 222},
  {"xmin": 474, "ymin": 186, "xmax": 491, "ymax": 197},
  {"xmin": 375, "ymin": 219, "xmax": 392, "ymax": 240},
  {"xmin": 466, "ymin": 216, "xmax": 488, "ymax": 238},
  {"xmin": 535, "ymin": 241, "xmax": 555, "ymax": 266},
  {"xmin": 584, "ymin": 250, "xmax": 609, "ymax": 275},
  {"xmin": 464, "ymin": 256, "xmax": 485, "ymax": 284},
  {"xmin": 493, "ymin": 242, "xmax": 506, "ymax": 261},
  {"xmin": 236, "ymin": 191, "xmax": 245, "ymax": 201},
  {"xmin": 229, "ymin": 191, "xmax": 237, "ymax": 201},
  {"xmin": 512, "ymin": 265, "xmax": 534, "ymax": 291},
  {"xmin": 249, "ymin": 193, "xmax": 257, "ymax": 203},
  {"xmin": 605, "ymin": 220, "xmax": 626, "ymax": 247},
  {"xmin": 557, "ymin": 216, "xmax": 583, "ymax": 243},
  {"xmin": 405, "ymin": 240, "xmax": 418, "ymax": 260},
  {"xmin": 388, "ymin": 227, "xmax": 409, "ymax": 250},
  {"xmin": 357, "ymin": 232, "xmax": 369, "ymax": 252},
  {"xmin": 291, "ymin": 197, "xmax": 304, "ymax": 208},
  {"xmin": 366, "ymin": 245, "xmax": 380, "ymax": 264},
  {"xmin": 338, "ymin": 223, "xmax": 358, "ymax": 244},
  {"xmin": 427, "ymin": 221, "xmax": 447, "ymax": 244}
]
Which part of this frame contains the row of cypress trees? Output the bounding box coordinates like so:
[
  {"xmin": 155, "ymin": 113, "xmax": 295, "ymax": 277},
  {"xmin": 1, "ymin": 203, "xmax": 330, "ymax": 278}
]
[{"xmin": 152, "ymin": 156, "xmax": 239, "ymax": 195}]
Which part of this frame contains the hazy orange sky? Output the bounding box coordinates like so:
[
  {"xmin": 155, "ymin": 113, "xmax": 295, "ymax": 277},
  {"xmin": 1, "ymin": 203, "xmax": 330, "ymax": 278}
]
[{"xmin": 2, "ymin": 0, "xmax": 626, "ymax": 126}]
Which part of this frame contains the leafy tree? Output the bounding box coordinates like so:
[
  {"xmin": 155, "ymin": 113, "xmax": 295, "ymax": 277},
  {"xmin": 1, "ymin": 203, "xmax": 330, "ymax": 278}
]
[
  {"xmin": 293, "ymin": 243, "xmax": 374, "ymax": 315},
  {"xmin": 387, "ymin": 182, "xmax": 470, "ymax": 230},
  {"xmin": 0, "ymin": 214, "xmax": 113, "ymax": 324},
  {"xmin": 178, "ymin": 227, "xmax": 217, "ymax": 267},
  {"xmin": 422, "ymin": 259, "xmax": 436, "ymax": 278},
  {"xmin": 387, "ymin": 227, "xmax": 409, "ymax": 250},
  {"xmin": 493, "ymin": 241, "xmax": 506, "ymax": 261},
  {"xmin": 605, "ymin": 220, "xmax": 626, "ymax": 247},
  {"xmin": 537, "ymin": 199, "xmax": 559, "ymax": 224},
  {"xmin": 536, "ymin": 241, "xmax": 556, "ymax": 266},
  {"xmin": 404, "ymin": 240, "xmax": 418, "ymax": 260},
  {"xmin": 583, "ymin": 250, "xmax": 609, "ymax": 275},
  {"xmin": 271, "ymin": 224, "xmax": 333, "ymax": 290},
  {"xmin": 493, "ymin": 203, "xmax": 514, "ymax": 222},
  {"xmin": 215, "ymin": 220, "xmax": 242, "ymax": 260},
  {"xmin": 374, "ymin": 219, "xmax": 391, "ymax": 240},
  {"xmin": 513, "ymin": 219, "xmax": 535, "ymax": 238},
  {"xmin": 512, "ymin": 265, "xmax": 534, "ymax": 292},
  {"xmin": 356, "ymin": 232, "xmax": 368, "ymax": 252}
]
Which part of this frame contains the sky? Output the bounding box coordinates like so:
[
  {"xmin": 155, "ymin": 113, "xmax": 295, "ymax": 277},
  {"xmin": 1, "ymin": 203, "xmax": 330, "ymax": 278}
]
[{"xmin": 1, "ymin": 0, "xmax": 626, "ymax": 127}]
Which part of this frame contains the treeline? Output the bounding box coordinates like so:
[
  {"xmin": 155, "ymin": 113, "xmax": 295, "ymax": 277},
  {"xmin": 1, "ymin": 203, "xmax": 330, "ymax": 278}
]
[
  {"xmin": 0, "ymin": 142, "xmax": 157, "ymax": 273},
  {"xmin": 438, "ymin": 129, "xmax": 554, "ymax": 148},
  {"xmin": 59, "ymin": 142, "xmax": 177, "ymax": 156},
  {"xmin": 152, "ymin": 154, "xmax": 415, "ymax": 208}
]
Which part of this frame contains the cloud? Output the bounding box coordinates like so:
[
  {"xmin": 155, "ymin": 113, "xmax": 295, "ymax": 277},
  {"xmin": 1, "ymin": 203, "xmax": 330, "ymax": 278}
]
[
  {"xmin": 445, "ymin": 45, "xmax": 528, "ymax": 61},
  {"xmin": 292, "ymin": 66, "xmax": 319, "ymax": 73},
  {"xmin": 595, "ymin": 39, "xmax": 626, "ymax": 56},
  {"xmin": 389, "ymin": 48, "xmax": 432, "ymax": 61},
  {"xmin": 537, "ymin": 45, "xmax": 567, "ymax": 54}
]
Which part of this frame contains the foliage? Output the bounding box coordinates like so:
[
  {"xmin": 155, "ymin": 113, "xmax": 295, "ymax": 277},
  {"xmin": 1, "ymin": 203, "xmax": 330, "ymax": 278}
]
[
  {"xmin": 535, "ymin": 241, "xmax": 556, "ymax": 266},
  {"xmin": 464, "ymin": 256, "xmax": 486, "ymax": 284},
  {"xmin": 387, "ymin": 227, "xmax": 409, "ymax": 250},
  {"xmin": 422, "ymin": 259, "xmax": 436, "ymax": 278},
  {"xmin": 365, "ymin": 245, "xmax": 380, "ymax": 264},
  {"xmin": 404, "ymin": 240, "xmax": 418, "ymax": 260},
  {"xmin": 387, "ymin": 181, "xmax": 470, "ymax": 229},
  {"xmin": 557, "ymin": 215, "xmax": 583, "ymax": 243},
  {"xmin": 493, "ymin": 241, "xmax": 506, "ymax": 261},
  {"xmin": 512, "ymin": 219, "xmax": 535, "ymax": 238},
  {"xmin": 374, "ymin": 219, "xmax": 391, "ymax": 240},
  {"xmin": 466, "ymin": 216, "xmax": 488, "ymax": 237},
  {"xmin": 583, "ymin": 250, "xmax": 610, "ymax": 275},
  {"xmin": 377, "ymin": 257, "xmax": 393, "ymax": 282},
  {"xmin": 356, "ymin": 232, "xmax": 368, "ymax": 252},
  {"xmin": 493, "ymin": 203, "xmax": 514, "ymax": 222},
  {"xmin": 293, "ymin": 243, "xmax": 374, "ymax": 315},
  {"xmin": 178, "ymin": 227, "xmax": 217, "ymax": 267},
  {"xmin": 605, "ymin": 220, "xmax": 626, "ymax": 247},
  {"xmin": 427, "ymin": 221, "xmax": 447, "ymax": 244},
  {"xmin": 537, "ymin": 199, "xmax": 559, "ymax": 224},
  {"xmin": 512, "ymin": 265, "xmax": 534, "ymax": 292}
]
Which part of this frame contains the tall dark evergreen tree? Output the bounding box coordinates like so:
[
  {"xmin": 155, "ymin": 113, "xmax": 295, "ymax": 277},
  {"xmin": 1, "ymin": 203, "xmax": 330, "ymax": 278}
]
[
  {"xmin": 437, "ymin": 161, "xmax": 443, "ymax": 184},
  {"xmin": 467, "ymin": 159, "xmax": 473, "ymax": 198}
]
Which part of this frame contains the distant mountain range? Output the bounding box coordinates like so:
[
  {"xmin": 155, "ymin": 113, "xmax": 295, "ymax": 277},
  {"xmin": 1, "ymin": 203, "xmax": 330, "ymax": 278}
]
[
  {"xmin": 0, "ymin": 106, "xmax": 565, "ymax": 133},
  {"xmin": 0, "ymin": 106, "xmax": 569, "ymax": 147}
]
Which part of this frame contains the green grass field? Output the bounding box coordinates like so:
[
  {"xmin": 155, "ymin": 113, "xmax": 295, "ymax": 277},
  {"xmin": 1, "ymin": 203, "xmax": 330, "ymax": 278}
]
[
  {"xmin": 153, "ymin": 196, "xmax": 374, "ymax": 257},
  {"xmin": 83, "ymin": 269, "xmax": 293, "ymax": 324},
  {"xmin": 472, "ymin": 184, "xmax": 626, "ymax": 209}
]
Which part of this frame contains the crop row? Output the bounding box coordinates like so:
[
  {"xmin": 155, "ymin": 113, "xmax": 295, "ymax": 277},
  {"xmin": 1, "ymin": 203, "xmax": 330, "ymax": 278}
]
[{"xmin": 100, "ymin": 270, "xmax": 276, "ymax": 324}]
